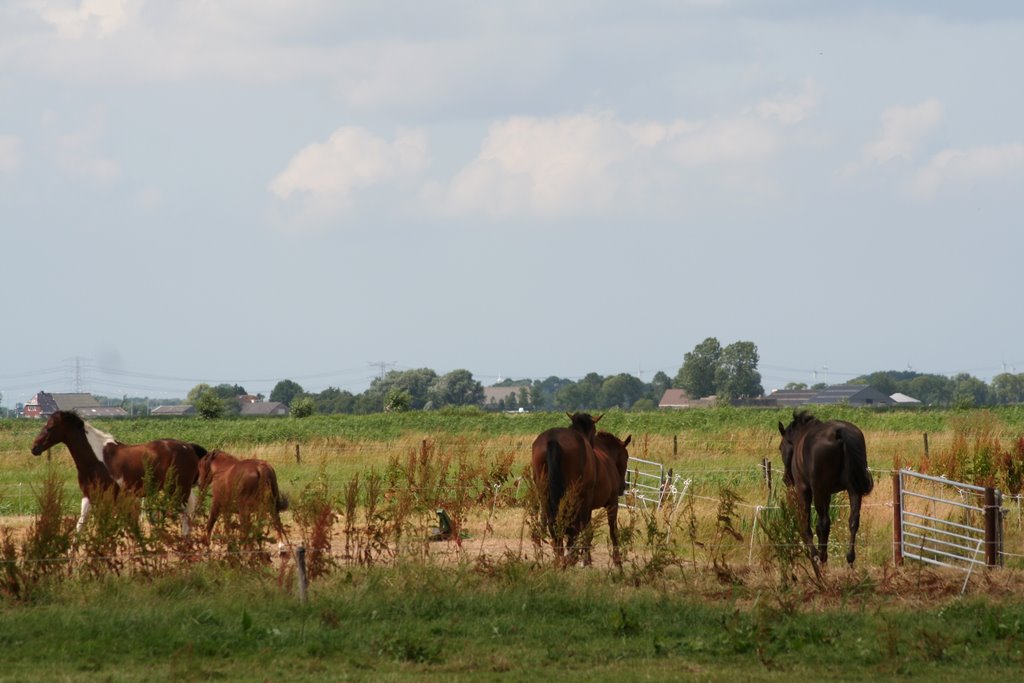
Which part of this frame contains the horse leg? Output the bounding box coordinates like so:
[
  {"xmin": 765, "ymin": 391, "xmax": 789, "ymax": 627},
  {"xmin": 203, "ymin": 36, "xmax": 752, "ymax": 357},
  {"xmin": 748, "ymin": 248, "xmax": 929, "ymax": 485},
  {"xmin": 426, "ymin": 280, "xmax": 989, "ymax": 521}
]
[
  {"xmin": 813, "ymin": 492, "xmax": 832, "ymax": 565},
  {"xmin": 75, "ymin": 496, "xmax": 91, "ymax": 534},
  {"xmin": 180, "ymin": 489, "xmax": 199, "ymax": 536},
  {"xmin": 846, "ymin": 492, "xmax": 862, "ymax": 566},
  {"xmin": 608, "ymin": 505, "xmax": 621, "ymax": 567},
  {"xmin": 798, "ymin": 487, "xmax": 815, "ymax": 559},
  {"xmin": 205, "ymin": 500, "xmax": 220, "ymax": 544}
]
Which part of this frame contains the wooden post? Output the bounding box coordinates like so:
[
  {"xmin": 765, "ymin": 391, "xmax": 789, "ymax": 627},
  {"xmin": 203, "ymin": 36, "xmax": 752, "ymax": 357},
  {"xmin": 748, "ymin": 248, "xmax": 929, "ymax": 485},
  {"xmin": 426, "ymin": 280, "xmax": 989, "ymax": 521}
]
[
  {"xmin": 984, "ymin": 487, "xmax": 998, "ymax": 567},
  {"xmin": 296, "ymin": 545, "xmax": 309, "ymax": 604},
  {"xmin": 892, "ymin": 471, "xmax": 903, "ymax": 566},
  {"xmin": 923, "ymin": 433, "xmax": 929, "ymax": 459},
  {"xmin": 294, "ymin": 444, "xmax": 301, "ymax": 464},
  {"xmin": 761, "ymin": 458, "xmax": 772, "ymax": 493},
  {"xmin": 673, "ymin": 435, "xmax": 678, "ymax": 456}
]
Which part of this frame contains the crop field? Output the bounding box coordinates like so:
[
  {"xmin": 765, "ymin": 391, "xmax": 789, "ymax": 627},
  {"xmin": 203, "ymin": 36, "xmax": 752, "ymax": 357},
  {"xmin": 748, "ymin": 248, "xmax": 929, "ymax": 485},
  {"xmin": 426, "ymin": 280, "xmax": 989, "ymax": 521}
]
[{"xmin": 2, "ymin": 406, "xmax": 1024, "ymax": 681}]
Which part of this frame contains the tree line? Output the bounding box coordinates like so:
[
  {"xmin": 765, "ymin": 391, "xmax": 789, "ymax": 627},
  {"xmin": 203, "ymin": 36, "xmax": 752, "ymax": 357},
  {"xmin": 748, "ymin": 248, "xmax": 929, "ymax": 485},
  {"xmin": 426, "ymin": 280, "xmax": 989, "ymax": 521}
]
[{"xmin": 79, "ymin": 337, "xmax": 1024, "ymax": 417}]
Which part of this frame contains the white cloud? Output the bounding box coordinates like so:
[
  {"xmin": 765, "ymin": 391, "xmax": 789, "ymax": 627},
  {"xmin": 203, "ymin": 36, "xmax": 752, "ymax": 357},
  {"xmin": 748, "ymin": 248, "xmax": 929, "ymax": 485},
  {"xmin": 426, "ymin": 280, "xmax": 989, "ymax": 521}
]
[
  {"xmin": 269, "ymin": 127, "xmax": 429, "ymax": 218},
  {"xmin": 910, "ymin": 143, "xmax": 1024, "ymax": 199},
  {"xmin": 35, "ymin": 0, "xmax": 139, "ymax": 40},
  {"xmin": 756, "ymin": 78, "xmax": 821, "ymax": 126},
  {"xmin": 0, "ymin": 135, "xmax": 22, "ymax": 173},
  {"xmin": 862, "ymin": 99, "xmax": 944, "ymax": 165},
  {"xmin": 49, "ymin": 112, "xmax": 120, "ymax": 183},
  {"xmin": 440, "ymin": 110, "xmax": 783, "ymax": 219}
]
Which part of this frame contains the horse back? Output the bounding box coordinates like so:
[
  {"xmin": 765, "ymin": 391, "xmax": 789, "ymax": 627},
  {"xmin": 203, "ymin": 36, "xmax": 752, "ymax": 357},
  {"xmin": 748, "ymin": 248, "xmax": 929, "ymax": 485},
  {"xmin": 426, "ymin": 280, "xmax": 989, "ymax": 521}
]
[
  {"xmin": 530, "ymin": 427, "xmax": 595, "ymax": 484},
  {"xmin": 103, "ymin": 439, "xmax": 201, "ymax": 497},
  {"xmin": 796, "ymin": 420, "xmax": 870, "ymax": 494}
]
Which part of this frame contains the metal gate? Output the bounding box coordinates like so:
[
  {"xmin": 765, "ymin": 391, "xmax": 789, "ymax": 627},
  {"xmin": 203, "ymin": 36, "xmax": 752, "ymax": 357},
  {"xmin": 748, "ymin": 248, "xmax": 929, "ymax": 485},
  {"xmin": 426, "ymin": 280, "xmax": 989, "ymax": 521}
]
[
  {"xmin": 621, "ymin": 457, "xmax": 689, "ymax": 510},
  {"xmin": 893, "ymin": 469, "xmax": 1003, "ymax": 570}
]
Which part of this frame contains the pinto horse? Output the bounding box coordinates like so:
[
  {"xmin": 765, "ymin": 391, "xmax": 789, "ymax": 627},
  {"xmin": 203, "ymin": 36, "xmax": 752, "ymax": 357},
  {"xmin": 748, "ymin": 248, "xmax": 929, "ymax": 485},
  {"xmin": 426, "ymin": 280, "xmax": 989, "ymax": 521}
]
[
  {"xmin": 778, "ymin": 410, "xmax": 874, "ymax": 566},
  {"xmin": 197, "ymin": 450, "xmax": 290, "ymax": 548},
  {"xmin": 30, "ymin": 410, "xmax": 206, "ymax": 534}
]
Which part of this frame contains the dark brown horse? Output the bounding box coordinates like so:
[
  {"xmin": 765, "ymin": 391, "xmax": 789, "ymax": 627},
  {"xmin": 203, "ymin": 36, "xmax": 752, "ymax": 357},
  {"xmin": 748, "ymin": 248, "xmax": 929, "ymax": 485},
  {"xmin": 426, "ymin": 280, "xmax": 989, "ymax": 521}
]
[
  {"xmin": 531, "ymin": 412, "xmax": 600, "ymax": 563},
  {"xmin": 778, "ymin": 410, "xmax": 874, "ymax": 565},
  {"xmin": 531, "ymin": 413, "xmax": 632, "ymax": 565},
  {"xmin": 197, "ymin": 450, "xmax": 290, "ymax": 547},
  {"xmin": 591, "ymin": 430, "xmax": 632, "ymax": 565},
  {"xmin": 30, "ymin": 410, "xmax": 206, "ymax": 534}
]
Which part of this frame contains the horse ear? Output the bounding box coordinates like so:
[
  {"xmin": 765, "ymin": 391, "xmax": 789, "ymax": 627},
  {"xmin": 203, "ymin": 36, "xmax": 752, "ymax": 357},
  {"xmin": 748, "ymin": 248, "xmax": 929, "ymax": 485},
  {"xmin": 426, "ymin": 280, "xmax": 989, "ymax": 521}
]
[
  {"xmin": 566, "ymin": 412, "xmax": 573, "ymax": 421},
  {"xmin": 623, "ymin": 435, "xmax": 632, "ymax": 447},
  {"xmin": 778, "ymin": 421, "xmax": 786, "ymax": 437},
  {"xmin": 593, "ymin": 414, "xmax": 603, "ymax": 424}
]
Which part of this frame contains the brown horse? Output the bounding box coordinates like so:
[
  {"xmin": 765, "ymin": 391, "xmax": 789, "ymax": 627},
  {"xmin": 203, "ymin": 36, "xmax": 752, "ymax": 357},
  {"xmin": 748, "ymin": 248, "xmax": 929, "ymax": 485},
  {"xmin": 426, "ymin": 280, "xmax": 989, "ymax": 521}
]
[
  {"xmin": 778, "ymin": 410, "xmax": 874, "ymax": 566},
  {"xmin": 197, "ymin": 450, "xmax": 290, "ymax": 547},
  {"xmin": 591, "ymin": 430, "xmax": 632, "ymax": 565},
  {"xmin": 531, "ymin": 412, "xmax": 600, "ymax": 563},
  {"xmin": 30, "ymin": 410, "xmax": 206, "ymax": 534}
]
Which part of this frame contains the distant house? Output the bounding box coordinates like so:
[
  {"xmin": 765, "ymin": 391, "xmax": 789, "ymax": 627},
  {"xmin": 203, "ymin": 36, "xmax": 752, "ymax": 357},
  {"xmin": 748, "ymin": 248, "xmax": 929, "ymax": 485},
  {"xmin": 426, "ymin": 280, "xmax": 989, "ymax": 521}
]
[
  {"xmin": 806, "ymin": 384, "xmax": 895, "ymax": 407},
  {"xmin": 658, "ymin": 389, "xmax": 717, "ymax": 409},
  {"xmin": 240, "ymin": 401, "xmax": 289, "ymax": 417},
  {"xmin": 23, "ymin": 392, "xmax": 128, "ymax": 419},
  {"xmin": 484, "ymin": 385, "xmax": 528, "ymax": 408},
  {"xmin": 151, "ymin": 405, "xmax": 196, "ymax": 417}
]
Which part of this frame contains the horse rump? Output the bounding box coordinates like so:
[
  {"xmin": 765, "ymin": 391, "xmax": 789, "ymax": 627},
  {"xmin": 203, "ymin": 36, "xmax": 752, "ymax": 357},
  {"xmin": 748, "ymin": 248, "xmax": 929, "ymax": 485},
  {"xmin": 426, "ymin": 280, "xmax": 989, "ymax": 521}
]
[{"xmin": 838, "ymin": 425, "xmax": 874, "ymax": 496}]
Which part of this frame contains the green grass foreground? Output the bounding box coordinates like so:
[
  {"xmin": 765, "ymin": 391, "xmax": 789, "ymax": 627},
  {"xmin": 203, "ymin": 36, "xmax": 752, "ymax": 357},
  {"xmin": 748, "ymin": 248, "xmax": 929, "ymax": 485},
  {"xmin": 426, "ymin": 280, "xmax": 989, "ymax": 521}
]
[{"xmin": 2, "ymin": 563, "xmax": 1023, "ymax": 682}]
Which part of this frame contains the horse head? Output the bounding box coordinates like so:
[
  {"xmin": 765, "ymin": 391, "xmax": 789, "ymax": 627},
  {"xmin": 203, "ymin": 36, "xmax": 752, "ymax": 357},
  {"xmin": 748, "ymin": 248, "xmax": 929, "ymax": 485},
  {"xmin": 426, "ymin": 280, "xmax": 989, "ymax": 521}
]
[
  {"xmin": 30, "ymin": 410, "xmax": 82, "ymax": 456},
  {"xmin": 778, "ymin": 410, "xmax": 818, "ymax": 486},
  {"xmin": 565, "ymin": 412, "xmax": 601, "ymax": 444},
  {"xmin": 595, "ymin": 432, "xmax": 632, "ymax": 495}
]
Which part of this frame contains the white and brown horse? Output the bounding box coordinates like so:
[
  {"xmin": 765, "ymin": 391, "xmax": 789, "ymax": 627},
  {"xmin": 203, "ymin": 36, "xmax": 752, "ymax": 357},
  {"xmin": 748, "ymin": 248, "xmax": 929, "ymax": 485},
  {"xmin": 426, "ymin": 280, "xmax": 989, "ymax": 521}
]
[
  {"xmin": 30, "ymin": 410, "xmax": 206, "ymax": 534},
  {"xmin": 197, "ymin": 449, "xmax": 290, "ymax": 548}
]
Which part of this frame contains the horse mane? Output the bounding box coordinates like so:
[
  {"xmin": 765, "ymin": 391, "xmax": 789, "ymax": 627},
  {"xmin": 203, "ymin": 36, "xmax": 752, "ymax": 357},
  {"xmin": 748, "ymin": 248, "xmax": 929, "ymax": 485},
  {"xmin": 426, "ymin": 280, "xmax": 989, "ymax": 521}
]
[
  {"xmin": 54, "ymin": 410, "xmax": 120, "ymax": 444},
  {"xmin": 792, "ymin": 410, "xmax": 821, "ymax": 428}
]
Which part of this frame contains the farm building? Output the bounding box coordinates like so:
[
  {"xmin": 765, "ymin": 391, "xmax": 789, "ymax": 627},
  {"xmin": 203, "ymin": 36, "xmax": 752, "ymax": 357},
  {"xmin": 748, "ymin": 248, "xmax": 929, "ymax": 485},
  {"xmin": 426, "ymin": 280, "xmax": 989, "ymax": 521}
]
[
  {"xmin": 806, "ymin": 384, "xmax": 895, "ymax": 406},
  {"xmin": 151, "ymin": 404, "xmax": 196, "ymax": 417},
  {"xmin": 658, "ymin": 389, "xmax": 717, "ymax": 409},
  {"xmin": 766, "ymin": 389, "xmax": 819, "ymax": 407},
  {"xmin": 240, "ymin": 401, "xmax": 289, "ymax": 417},
  {"xmin": 22, "ymin": 391, "xmax": 128, "ymax": 419}
]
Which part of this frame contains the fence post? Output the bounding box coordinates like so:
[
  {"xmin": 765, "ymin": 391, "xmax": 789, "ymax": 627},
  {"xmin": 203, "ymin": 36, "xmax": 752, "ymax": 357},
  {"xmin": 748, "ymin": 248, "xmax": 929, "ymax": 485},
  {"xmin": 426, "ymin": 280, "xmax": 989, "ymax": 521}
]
[
  {"xmin": 296, "ymin": 545, "xmax": 309, "ymax": 604},
  {"xmin": 923, "ymin": 433, "xmax": 929, "ymax": 459},
  {"xmin": 294, "ymin": 444, "xmax": 301, "ymax": 464},
  {"xmin": 762, "ymin": 459, "xmax": 772, "ymax": 493},
  {"xmin": 984, "ymin": 487, "xmax": 998, "ymax": 567},
  {"xmin": 892, "ymin": 471, "xmax": 903, "ymax": 566},
  {"xmin": 673, "ymin": 435, "xmax": 678, "ymax": 457}
]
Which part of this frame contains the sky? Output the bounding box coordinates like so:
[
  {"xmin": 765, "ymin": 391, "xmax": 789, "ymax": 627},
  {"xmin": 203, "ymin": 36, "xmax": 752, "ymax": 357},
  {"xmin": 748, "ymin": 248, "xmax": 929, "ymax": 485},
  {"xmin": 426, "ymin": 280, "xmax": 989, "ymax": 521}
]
[{"xmin": 2, "ymin": 1, "xmax": 1023, "ymax": 405}]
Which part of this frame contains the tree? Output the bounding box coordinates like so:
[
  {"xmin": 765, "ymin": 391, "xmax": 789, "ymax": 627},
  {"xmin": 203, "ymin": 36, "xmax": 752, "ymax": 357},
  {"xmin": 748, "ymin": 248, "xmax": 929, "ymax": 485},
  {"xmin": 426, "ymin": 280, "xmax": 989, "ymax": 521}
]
[
  {"xmin": 675, "ymin": 337, "xmax": 721, "ymax": 399},
  {"xmin": 555, "ymin": 373, "xmax": 604, "ymax": 410},
  {"xmin": 991, "ymin": 372, "xmax": 1024, "ymax": 405},
  {"xmin": 784, "ymin": 382, "xmax": 808, "ymax": 390},
  {"xmin": 194, "ymin": 389, "xmax": 225, "ymax": 419},
  {"xmin": 952, "ymin": 373, "xmax": 988, "ymax": 408},
  {"xmin": 270, "ymin": 379, "xmax": 305, "ymax": 407},
  {"xmin": 714, "ymin": 341, "xmax": 763, "ymax": 402},
  {"xmin": 186, "ymin": 383, "xmax": 213, "ymax": 405},
  {"xmin": 648, "ymin": 371, "xmax": 672, "ymax": 405},
  {"xmin": 599, "ymin": 373, "xmax": 645, "ymax": 410},
  {"xmin": 313, "ymin": 387, "xmax": 356, "ymax": 414},
  {"xmin": 385, "ymin": 389, "xmax": 412, "ymax": 412},
  {"xmin": 908, "ymin": 374, "xmax": 954, "ymax": 406},
  {"xmin": 290, "ymin": 395, "xmax": 315, "ymax": 418},
  {"xmin": 365, "ymin": 368, "xmax": 438, "ymax": 410},
  {"xmin": 427, "ymin": 369, "xmax": 484, "ymax": 408}
]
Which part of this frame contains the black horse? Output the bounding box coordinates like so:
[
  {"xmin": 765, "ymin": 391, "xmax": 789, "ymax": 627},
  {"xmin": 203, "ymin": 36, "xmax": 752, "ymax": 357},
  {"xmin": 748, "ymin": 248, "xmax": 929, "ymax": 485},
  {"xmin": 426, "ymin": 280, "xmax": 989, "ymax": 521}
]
[{"xmin": 778, "ymin": 410, "xmax": 874, "ymax": 566}]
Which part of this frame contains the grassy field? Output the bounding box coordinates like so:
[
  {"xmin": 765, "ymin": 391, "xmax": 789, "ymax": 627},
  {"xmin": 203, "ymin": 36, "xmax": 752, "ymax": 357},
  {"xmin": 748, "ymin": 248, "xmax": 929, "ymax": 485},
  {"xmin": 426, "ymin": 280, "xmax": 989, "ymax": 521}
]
[{"xmin": 2, "ymin": 408, "xmax": 1024, "ymax": 680}]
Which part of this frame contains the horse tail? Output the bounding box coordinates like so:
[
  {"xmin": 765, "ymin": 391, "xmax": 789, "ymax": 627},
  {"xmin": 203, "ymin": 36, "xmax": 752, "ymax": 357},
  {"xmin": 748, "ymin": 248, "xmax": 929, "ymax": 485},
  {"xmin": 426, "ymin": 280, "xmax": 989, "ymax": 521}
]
[
  {"xmin": 546, "ymin": 439, "xmax": 564, "ymax": 522},
  {"xmin": 838, "ymin": 426, "xmax": 874, "ymax": 496},
  {"xmin": 267, "ymin": 467, "xmax": 289, "ymax": 512}
]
